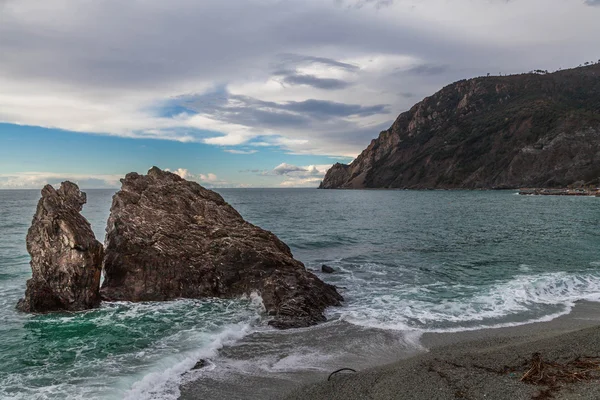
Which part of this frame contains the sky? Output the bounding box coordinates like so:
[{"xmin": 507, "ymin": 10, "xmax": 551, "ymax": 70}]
[{"xmin": 0, "ymin": 0, "xmax": 599, "ymax": 189}]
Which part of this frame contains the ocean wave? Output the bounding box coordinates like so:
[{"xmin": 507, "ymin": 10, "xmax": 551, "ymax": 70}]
[
  {"xmin": 123, "ymin": 322, "xmax": 254, "ymax": 400},
  {"xmin": 0, "ymin": 297, "xmax": 264, "ymax": 400},
  {"xmin": 333, "ymin": 272, "xmax": 600, "ymax": 333}
]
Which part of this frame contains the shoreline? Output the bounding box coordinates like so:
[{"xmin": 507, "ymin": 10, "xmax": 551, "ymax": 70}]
[
  {"xmin": 518, "ymin": 188, "xmax": 600, "ymax": 196},
  {"xmin": 318, "ymin": 186, "xmax": 600, "ymax": 196},
  {"xmin": 284, "ymin": 301, "xmax": 600, "ymax": 400},
  {"xmin": 179, "ymin": 302, "xmax": 600, "ymax": 400}
]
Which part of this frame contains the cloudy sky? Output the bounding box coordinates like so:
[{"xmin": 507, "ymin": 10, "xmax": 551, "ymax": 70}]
[{"xmin": 1, "ymin": 0, "xmax": 599, "ymax": 188}]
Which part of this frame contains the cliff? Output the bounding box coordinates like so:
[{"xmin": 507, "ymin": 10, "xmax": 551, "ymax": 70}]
[{"xmin": 320, "ymin": 64, "xmax": 600, "ymax": 189}]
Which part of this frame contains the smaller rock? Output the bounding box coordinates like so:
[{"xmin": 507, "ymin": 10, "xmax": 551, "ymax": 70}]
[
  {"xmin": 322, "ymin": 265, "xmax": 335, "ymax": 274},
  {"xmin": 17, "ymin": 182, "xmax": 103, "ymax": 312},
  {"xmin": 192, "ymin": 360, "xmax": 208, "ymax": 370}
]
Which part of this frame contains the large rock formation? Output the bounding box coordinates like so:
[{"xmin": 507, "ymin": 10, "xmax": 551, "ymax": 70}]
[
  {"xmin": 101, "ymin": 167, "xmax": 342, "ymax": 329},
  {"xmin": 17, "ymin": 182, "xmax": 103, "ymax": 312},
  {"xmin": 320, "ymin": 64, "xmax": 600, "ymax": 189}
]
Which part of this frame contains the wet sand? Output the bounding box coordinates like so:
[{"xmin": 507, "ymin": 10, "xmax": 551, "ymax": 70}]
[
  {"xmin": 285, "ymin": 301, "xmax": 600, "ymax": 400},
  {"xmin": 180, "ymin": 302, "xmax": 600, "ymax": 400},
  {"xmin": 179, "ymin": 320, "xmax": 425, "ymax": 400}
]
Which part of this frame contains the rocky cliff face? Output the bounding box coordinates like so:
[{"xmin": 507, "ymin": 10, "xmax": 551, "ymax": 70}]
[
  {"xmin": 101, "ymin": 167, "xmax": 342, "ymax": 329},
  {"xmin": 17, "ymin": 182, "xmax": 103, "ymax": 312},
  {"xmin": 320, "ymin": 64, "xmax": 600, "ymax": 189}
]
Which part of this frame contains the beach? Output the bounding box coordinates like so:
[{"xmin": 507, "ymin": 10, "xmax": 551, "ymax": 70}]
[{"xmin": 283, "ymin": 301, "xmax": 600, "ymax": 400}]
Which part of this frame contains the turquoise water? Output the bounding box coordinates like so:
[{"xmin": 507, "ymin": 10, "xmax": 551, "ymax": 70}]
[{"xmin": 0, "ymin": 189, "xmax": 599, "ymax": 399}]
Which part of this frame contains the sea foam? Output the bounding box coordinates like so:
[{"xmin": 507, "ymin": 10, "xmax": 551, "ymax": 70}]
[
  {"xmin": 123, "ymin": 322, "xmax": 254, "ymax": 400},
  {"xmin": 334, "ymin": 271, "xmax": 600, "ymax": 333}
]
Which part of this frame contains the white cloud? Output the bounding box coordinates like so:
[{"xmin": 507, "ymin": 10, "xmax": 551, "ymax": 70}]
[
  {"xmin": 203, "ymin": 134, "xmax": 252, "ymax": 146},
  {"xmin": 168, "ymin": 168, "xmax": 229, "ymax": 187},
  {"xmin": 0, "ymin": 172, "xmax": 121, "ymax": 189},
  {"xmin": 266, "ymin": 163, "xmax": 332, "ymax": 187},
  {"xmin": 198, "ymin": 173, "xmax": 219, "ymax": 182},
  {"xmin": 273, "ymin": 163, "xmax": 308, "ymax": 175},
  {"xmin": 171, "ymin": 168, "xmax": 192, "ymax": 180},
  {"xmin": 223, "ymin": 149, "xmax": 258, "ymax": 154}
]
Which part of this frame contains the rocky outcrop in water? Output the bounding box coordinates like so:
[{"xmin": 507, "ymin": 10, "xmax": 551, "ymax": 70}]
[
  {"xmin": 17, "ymin": 182, "xmax": 103, "ymax": 312},
  {"xmin": 321, "ymin": 265, "xmax": 335, "ymax": 274},
  {"xmin": 101, "ymin": 167, "xmax": 342, "ymax": 329},
  {"xmin": 320, "ymin": 64, "xmax": 600, "ymax": 189}
]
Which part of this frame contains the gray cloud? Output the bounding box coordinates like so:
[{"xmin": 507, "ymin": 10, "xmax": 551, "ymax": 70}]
[
  {"xmin": 0, "ymin": 0, "xmax": 482, "ymax": 96},
  {"xmin": 405, "ymin": 64, "xmax": 449, "ymax": 76},
  {"xmin": 225, "ymin": 106, "xmax": 312, "ymax": 128},
  {"xmin": 282, "ymin": 74, "xmax": 352, "ymax": 90},
  {"xmin": 281, "ymin": 99, "xmax": 388, "ymax": 118},
  {"xmin": 0, "ymin": 0, "xmax": 598, "ymax": 159},
  {"xmin": 277, "ymin": 54, "xmax": 360, "ymax": 71},
  {"xmin": 176, "ymin": 91, "xmax": 389, "ymax": 129},
  {"xmin": 336, "ymin": 0, "xmax": 396, "ymax": 10},
  {"xmin": 270, "ymin": 54, "xmax": 357, "ymax": 90}
]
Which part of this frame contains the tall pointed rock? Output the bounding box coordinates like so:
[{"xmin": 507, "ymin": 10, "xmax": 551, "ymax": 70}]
[{"xmin": 17, "ymin": 182, "xmax": 103, "ymax": 312}]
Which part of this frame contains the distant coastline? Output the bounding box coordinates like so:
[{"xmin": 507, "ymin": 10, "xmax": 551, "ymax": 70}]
[
  {"xmin": 519, "ymin": 188, "xmax": 600, "ymax": 196},
  {"xmin": 317, "ymin": 186, "xmax": 600, "ymax": 196}
]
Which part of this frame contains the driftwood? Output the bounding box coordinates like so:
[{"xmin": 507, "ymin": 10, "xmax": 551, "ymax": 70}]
[
  {"xmin": 518, "ymin": 352, "xmax": 600, "ymax": 399},
  {"xmin": 328, "ymin": 368, "xmax": 357, "ymax": 381}
]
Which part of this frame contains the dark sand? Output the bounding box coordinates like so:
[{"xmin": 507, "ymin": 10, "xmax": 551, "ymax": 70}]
[{"xmin": 285, "ymin": 302, "xmax": 600, "ymax": 400}]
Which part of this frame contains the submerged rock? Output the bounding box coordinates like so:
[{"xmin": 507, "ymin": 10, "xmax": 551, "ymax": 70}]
[
  {"xmin": 192, "ymin": 360, "xmax": 208, "ymax": 370},
  {"xmin": 101, "ymin": 167, "xmax": 342, "ymax": 329},
  {"xmin": 17, "ymin": 182, "xmax": 103, "ymax": 312},
  {"xmin": 321, "ymin": 265, "xmax": 335, "ymax": 273}
]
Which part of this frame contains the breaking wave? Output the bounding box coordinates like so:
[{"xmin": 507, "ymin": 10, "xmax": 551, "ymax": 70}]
[{"xmin": 334, "ymin": 271, "xmax": 600, "ymax": 333}]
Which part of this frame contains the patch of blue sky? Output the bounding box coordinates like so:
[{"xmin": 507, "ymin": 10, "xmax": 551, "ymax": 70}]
[{"xmin": 0, "ymin": 124, "xmax": 343, "ymax": 188}]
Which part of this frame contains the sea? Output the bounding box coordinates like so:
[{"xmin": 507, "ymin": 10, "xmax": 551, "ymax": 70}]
[{"xmin": 0, "ymin": 188, "xmax": 599, "ymax": 399}]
